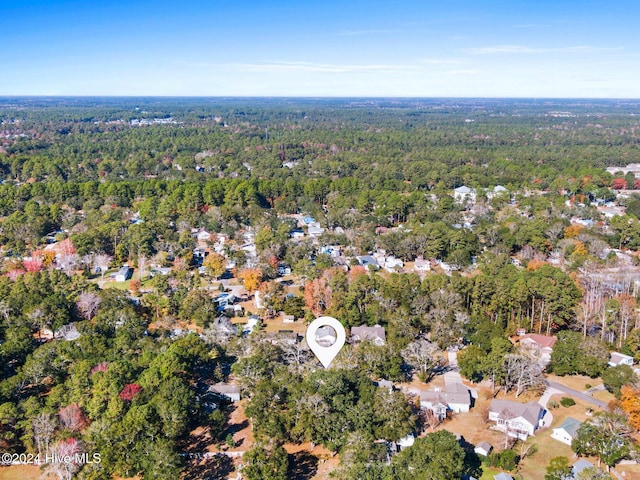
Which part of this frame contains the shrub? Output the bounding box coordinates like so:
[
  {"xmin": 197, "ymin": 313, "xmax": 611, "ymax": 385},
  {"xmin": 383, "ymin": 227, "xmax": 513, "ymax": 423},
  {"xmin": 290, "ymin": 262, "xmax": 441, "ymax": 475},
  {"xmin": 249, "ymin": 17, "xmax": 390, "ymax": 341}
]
[
  {"xmin": 549, "ymin": 401, "xmax": 559, "ymax": 409},
  {"xmin": 560, "ymin": 397, "xmax": 576, "ymax": 407},
  {"xmin": 484, "ymin": 449, "xmax": 520, "ymax": 471}
]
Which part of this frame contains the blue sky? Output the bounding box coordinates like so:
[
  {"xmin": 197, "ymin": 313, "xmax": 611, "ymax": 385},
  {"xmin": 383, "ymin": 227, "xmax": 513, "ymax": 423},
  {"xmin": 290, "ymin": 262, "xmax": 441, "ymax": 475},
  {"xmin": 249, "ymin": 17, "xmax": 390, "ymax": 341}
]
[{"xmin": 2, "ymin": 0, "xmax": 639, "ymax": 97}]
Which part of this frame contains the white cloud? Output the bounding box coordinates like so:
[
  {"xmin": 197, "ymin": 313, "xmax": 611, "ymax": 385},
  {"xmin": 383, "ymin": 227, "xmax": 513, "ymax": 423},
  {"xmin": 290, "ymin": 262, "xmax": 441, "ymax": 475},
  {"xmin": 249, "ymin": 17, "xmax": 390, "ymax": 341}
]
[{"xmin": 464, "ymin": 45, "xmax": 624, "ymax": 55}]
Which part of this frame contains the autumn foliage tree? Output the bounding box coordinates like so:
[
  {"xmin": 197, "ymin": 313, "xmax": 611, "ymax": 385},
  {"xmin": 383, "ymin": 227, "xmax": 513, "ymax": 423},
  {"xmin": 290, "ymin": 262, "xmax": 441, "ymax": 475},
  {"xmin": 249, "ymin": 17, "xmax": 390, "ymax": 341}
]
[
  {"xmin": 620, "ymin": 385, "xmax": 640, "ymax": 430},
  {"xmin": 119, "ymin": 383, "xmax": 142, "ymax": 401},
  {"xmin": 203, "ymin": 252, "xmax": 226, "ymax": 279},
  {"xmin": 58, "ymin": 404, "xmax": 88, "ymax": 432},
  {"xmin": 23, "ymin": 255, "xmax": 44, "ymax": 272},
  {"xmin": 304, "ymin": 275, "xmax": 332, "ymax": 316},
  {"xmin": 238, "ymin": 268, "xmax": 262, "ymax": 293}
]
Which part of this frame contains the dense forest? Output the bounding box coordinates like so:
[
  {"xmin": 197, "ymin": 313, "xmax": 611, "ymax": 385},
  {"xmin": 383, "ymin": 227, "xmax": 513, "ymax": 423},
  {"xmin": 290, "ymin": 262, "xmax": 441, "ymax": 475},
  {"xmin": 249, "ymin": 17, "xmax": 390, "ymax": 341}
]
[{"xmin": 1, "ymin": 98, "xmax": 640, "ymax": 479}]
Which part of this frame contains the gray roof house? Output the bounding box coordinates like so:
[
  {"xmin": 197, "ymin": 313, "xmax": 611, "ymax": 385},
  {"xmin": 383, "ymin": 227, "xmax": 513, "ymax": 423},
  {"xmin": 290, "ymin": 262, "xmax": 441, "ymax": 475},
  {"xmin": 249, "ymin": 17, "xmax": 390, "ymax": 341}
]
[
  {"xmin": 419, "ymin": 383, "xmax": 472, "ymax": 420},
  {"xmin": 209, "ymin": 383, "xmax": 241, "ymax": 402},
  {"xmin": 551, "ymin": 417, "xmax": 582, "ymax": 445},
  {"xmin": 494, "ymin": 473, "xmax": 514, "ymax": 480},
  {"xmin": 114, "ymin": 265, "xmax": 133, "ymax": 282},
  {"xmin": 609, "ymin": 351, "xmax": 634, "ymax": 367},
  {"xmin": 488, "ymin": 399, "xmax": 544, "ymax": 440},
  {"xmin": 474, "ymin": 441, "xmax": 493, "ymax": 457},
  {"xmin": 572, "ymin": 459, "xmax": 596, "ymax": 477},
  {"xmin": 351, "ymin": 325, "xmax": 386, "ymax": 346}
]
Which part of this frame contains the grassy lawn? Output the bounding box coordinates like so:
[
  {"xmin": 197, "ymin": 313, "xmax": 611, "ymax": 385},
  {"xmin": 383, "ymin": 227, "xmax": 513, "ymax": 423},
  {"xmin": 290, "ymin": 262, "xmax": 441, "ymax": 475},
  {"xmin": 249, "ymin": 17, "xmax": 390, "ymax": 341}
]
[
  {"xmin": 592, "ymin": 389, "xmax": 615, "ymax": 404},
  {"xmin": 0, "ymin": 465, "xmax": 42, "ymax": 480},
  {"xmin": 479, "ymin": 466, "xmax": 505, "ymax": 479},
  {"xmin": 545, "ymin": 374, "xmax": 602, "ymax": 392},
  {"xmin": 517, "ymin": 395, "xmax": 596, "ymax": 480},
  {"xmin": 615, "ymin": 463, "xmax": 640, "ymax": 478}
]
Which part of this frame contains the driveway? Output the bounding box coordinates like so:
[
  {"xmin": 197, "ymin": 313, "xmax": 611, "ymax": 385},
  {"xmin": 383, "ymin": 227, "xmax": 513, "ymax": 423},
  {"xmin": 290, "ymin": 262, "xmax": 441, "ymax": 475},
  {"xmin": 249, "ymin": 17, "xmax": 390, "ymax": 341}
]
[
  {"xmin": 444, "ymin": 351, "xmax": 463, "ymax": 386},
  {"xmin": 545, "ymin": 380, "xmax": 608, "ymax": 409}
]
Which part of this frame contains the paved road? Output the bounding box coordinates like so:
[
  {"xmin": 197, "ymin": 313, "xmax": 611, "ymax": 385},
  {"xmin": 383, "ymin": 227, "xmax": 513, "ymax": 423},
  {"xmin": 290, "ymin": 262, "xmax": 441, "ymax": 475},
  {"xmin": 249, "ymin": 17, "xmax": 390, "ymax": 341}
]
[
  {"xmin": 444, "ymin": 351, "xmax": 463, "ymax": 386},
  {"xmin": 545, "ymin": 380, "xmax": 608, "ymax": 409}
]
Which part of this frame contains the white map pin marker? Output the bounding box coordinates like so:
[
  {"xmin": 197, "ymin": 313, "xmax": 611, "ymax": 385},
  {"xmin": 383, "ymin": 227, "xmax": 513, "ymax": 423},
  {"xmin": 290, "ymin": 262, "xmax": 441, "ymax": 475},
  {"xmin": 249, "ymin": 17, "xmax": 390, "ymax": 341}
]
[{"xmin": 306, "ymin": 316, "xmax": 346, "ymax": 368}]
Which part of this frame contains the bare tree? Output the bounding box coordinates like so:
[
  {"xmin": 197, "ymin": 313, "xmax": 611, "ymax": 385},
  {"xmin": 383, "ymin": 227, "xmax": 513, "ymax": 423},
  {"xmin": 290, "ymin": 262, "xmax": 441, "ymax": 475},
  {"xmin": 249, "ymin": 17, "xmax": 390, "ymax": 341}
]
[
  {"xmin": 76, "ymin": 292, "xmax": 101, "ymax": 321},
  {"xmin": 93, "ymin": 254, "xmax": 112, "ymax": 279},
  {"xmin": 402, "ymin": 339, "xmax": 444, "ymax": 382},
  {"xmin": 57, "ymin": 254, "xmax": 78, "ymax": 276},
  {"xmin": 280, "ymin": 339, "xmax": 311, "ymax": 373},
  {"xmin": 503, "ymin": 353, "xmax": 544, "ymax": 397},
  {"xmin": 201, "ymin": 316, "xmax": 236, "ymax": 346},
  {"xmin": 58, "ymin": 404, "xmax": 87, "ymax": 432},
  {"xmin": 0, "ymin": 300, "xmax": 12, "ymax": 320},
  {"xmin": 44, "ymin": 438, "xmax": 84, "ymax": 480},
  {"xmin": 32, "ymin": 413, "xmax": 56, "ymax": 457},
  {"xmin": 138, "ymin": 254, "xmax": 148, "ymax": 280}
]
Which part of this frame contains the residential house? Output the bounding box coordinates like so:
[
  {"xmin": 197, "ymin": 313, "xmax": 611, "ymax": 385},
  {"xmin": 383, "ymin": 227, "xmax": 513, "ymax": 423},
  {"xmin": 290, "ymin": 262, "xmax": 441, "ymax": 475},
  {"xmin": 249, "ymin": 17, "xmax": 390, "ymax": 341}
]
[
  {"xmin": 243, "ymin": 315, "xmax": 260, "ymax": 334},
  {"xmin": 419, "ymin": 383, "xmax": 472, "ymax": 420},
  {"xmin": 572, "ymin": 459, "xmax": 595, "ymax": 478},
  {"xmin": 474, "ymin": 441, "xmax": 493, "ymax": 457},
  {"xmin": 290, "ymin": 229, "xmax": 305, "ymax": 239},
  {"xmin": 277, "ymin": 264, "xmax": 292, "ymax": 276},
  {"xmin": 488, "ymin": 399, "xmax": 544, "ymax": 440},
  {"xmin": 356, "ymin": 255, "xmax": 380, "ymax": 270},
  {"xmin": 382, "ymin": 256, "xmax": 404, "ymax": 272},
  {"xmin": 192, "ymin": 228, "xmax": 212, "ymax": 242},
  {"xmin": 351, "ymin": 325, "xmax": 386, "ymax": 346},
  {"xmin": 494, "ymin": 474, "xmax": 514, "ymax": 480},
  {"xmin": 320, "ymin": 245, "xmax": 341, "ymax": 257},
  {"xmin": 551, "ymin": 417, "xmax": 582, "ymax": 446},
  {"xmin": 395, "ymin": 433, "xmax": 415, "ymax": 452},
  {"xmin": 486, "ymin": 185, "xmax": 509, "ymax": 200},
  {"xmin": 609, "ymin": 351, "xmax": 634, "ymax": 367},
  {"xmin": 114, "ymin": 265, "xmax": 133, "ymax": 282},
  {"xmin": 209, "ymin": 383, "xmax": 241, "ymax": 402},
  {"xmin": 375, "ymin": 379, "xmax": 394, "ymax": 393},
  {"xmin": 518, "ymin": 333, "xmax": 557, "ymax": 365},
  {"xmin": 307, "ymin": 225, "xmax": 325, "ymax": 238},
  {"xmin": 413, "ymin": 256, "xmax": 431, "ymax": 273},
  {"xmin": 454, "ymin": 186, "xmax": 477, "ymax": 204},
  {"xmin": 315, "ymin": 326, "xmax": 337, "ymax": 347}
]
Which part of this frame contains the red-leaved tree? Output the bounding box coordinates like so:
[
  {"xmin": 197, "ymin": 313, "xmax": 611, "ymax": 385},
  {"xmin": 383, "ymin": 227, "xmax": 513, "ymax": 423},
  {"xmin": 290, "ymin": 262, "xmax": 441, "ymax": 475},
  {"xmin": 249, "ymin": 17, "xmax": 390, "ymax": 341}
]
[
  {"xmin": 58, "ymin": 404, "xmax": 88, "ymax": 432},
  {"xmin": 119, "ymin": 383, "xmax": 142, "ymax": 401}
]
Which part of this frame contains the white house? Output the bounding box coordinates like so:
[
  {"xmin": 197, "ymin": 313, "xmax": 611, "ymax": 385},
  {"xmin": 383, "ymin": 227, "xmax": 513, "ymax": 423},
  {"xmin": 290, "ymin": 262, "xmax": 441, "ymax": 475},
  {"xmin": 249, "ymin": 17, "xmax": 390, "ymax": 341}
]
[
  {"xmin": 488, "ymin": 399, "xmax": 544, "ymax": 440},
  {"xmin": 356, "ymin": 255, "xmax": 380, "ymax": 269},
  {"xmin": 307, "ymin": 225, "xmax": 325, "ymax": 238},
  {"xmin": 419, "ymin": 383, "xmax": 472, "ymax": 420},
  {"xmin": 609, "ymin": 351, "xmax": 634, "ymax": 367},
  {"xmin": 209, "ymin": 383, "xmax": 241, "ymax": 402},
  {"xmin": 193, "ymin": 229, "xmax": 212, "ymax": 242},
  {"xmin": 290, "ymin": 229, "xmax": 305, "ymax": 239},
  {"xmin": 454, "ymin": 186, "xmax": 477, "ymax": 204},
  {"xmin": 519, "ymin": 333, "xmax": 557, "ymax": 365},
  {"xmin": 486, "ymin": 185, "xmax": 509, "ymax": 200},
  {"xmin": 243, "ymin": 315, "xmax": 260, "ymax": 334},
  {"xmin": 114, "ymin": 265, "xmax": 133, "ymax": 282},
  {"xmin": 395, "ymin": 433, "xmax": 415, "ymax": 451},
  {"xmin": 494, "ymin": 474, "xmax": 514, "ymax": 480},
  {"xmin": 383, "ymin": 256, "xmax": 404, "ymax": 272},
  {"xmin": 572, "ymin": 459, "xmax": 595, "ymax": 477},
  {"xmin": 413, "ymin": 256, "xmax": 431, "ymax": 273},
  {"xmin": 551, "ymin": 417, "xmax": 582, "ymax": 446},
  {"xmin": 474, "ymin": 441, "xmax": 493, "ymax": 457},
  {"xmin": 351, "ymin": 325, "xmax": 386, "ymax": 346}
]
